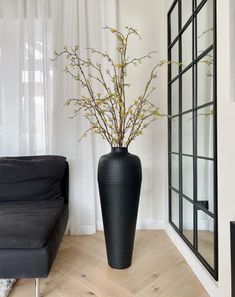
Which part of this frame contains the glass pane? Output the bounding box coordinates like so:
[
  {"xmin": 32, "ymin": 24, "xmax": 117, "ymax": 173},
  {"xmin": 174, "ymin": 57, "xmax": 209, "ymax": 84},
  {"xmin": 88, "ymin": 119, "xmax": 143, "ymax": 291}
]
[
  {"xmin": 182, "ymin": 0, "xmax": 192, "ymax": 27},
  {"xmin": 171, "ymin": 117, "xmax": 179, "ymax": 152},
  {"xmin": 171, "ymin": 42, "xmax": 179, "ymax": 79},
  {"xmin": 182, "ymin": 69, "xmax": 193, "ymax": 112},
  {"xmin": 183, "ymin": 198, "xmax": 194, "ymax": 244},
  {"xmin": 182, "ymin": 112, "xmax": 193, "ymax": 155},
  {"xmin": 197, "ymin": 159, "xmax": 214, "ymax": 213},
  {"xmin": 197, "ymin": 50, "xmax": 213, "ymax": 106},
  {"xmin": 171, "ymin": 80, "xmax": 179, "ymax": 115},
  {"xmin": 197, "ymin": 0, "xmax": 214, "ymax": 56},
  {"xmin": 171, "ymin": 3, "xmax": 179, "ymax": 42},
  {"xmin": 171, "ymin": 190, "xmax": 180, "ymax": 228},
  {"xmin": 197, "ymin": 106, "xmax": 214, "ymax": 158},
  {"xmin": 182, "ymin": 24, "xmax": 193, "ymax": 68},
  {"xmin": 171, "ymin": 154, "xmax": 179, "ymax": 190},
  {"xmin": 197, "ymin": 210, "xmax": 214, "ymax": 268},
  {"xmin": 196, "ymin": 0, "xmax": 203, "ymax": 6},
  {"xmin": 182, "ymin": 156, "xmax": 193, "ymax": 199}
]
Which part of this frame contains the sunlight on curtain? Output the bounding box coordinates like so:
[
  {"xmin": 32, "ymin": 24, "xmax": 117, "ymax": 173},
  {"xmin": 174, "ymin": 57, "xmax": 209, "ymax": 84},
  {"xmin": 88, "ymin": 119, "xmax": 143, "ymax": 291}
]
[
  {"xmin": 0, "ymin": 1, "xmax": 53, "ymax": 155},
  {"xmin": 0, "ymin": 0, "xmax": 117, "ymax": 234}
]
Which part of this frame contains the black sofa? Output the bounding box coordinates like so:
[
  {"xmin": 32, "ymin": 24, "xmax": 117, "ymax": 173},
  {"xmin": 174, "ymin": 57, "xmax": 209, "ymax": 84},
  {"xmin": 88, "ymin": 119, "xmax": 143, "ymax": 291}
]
[{"xmin": 0, "ymin": 155, "xmax": 69, "ymax": 297}]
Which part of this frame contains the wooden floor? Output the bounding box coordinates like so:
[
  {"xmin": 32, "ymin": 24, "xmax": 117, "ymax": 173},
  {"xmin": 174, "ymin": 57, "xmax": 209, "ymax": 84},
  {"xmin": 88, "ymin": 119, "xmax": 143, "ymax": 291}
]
[{"xmin": 10, "ymin": 231, "xmax": 208, "ymax": 297}]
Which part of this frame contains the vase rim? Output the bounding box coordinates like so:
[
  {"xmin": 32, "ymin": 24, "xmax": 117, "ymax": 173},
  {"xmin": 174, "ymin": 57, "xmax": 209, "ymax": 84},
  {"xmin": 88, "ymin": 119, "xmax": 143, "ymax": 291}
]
[{"xmin": 111, "ymin": 147, "xmax": 128, "ymax": 153}]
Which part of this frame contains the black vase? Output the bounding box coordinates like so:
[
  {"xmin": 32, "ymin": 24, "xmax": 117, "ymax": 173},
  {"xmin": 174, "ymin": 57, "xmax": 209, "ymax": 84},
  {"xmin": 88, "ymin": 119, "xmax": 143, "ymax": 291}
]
[{"xmin": 98, "ymin": 147, "xmax": 142, "ymax": 269}]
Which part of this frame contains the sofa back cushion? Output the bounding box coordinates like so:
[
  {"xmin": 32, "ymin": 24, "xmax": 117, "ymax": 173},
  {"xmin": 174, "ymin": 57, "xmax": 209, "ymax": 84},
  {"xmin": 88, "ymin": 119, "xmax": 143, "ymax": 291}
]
[{"xmin": 0, "ymin": 155, "xmax": 67, "ymax": 201}]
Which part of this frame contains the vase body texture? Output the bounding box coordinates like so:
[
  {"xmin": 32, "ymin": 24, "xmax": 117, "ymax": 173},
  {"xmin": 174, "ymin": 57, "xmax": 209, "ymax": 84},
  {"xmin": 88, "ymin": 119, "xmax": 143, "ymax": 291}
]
[{"xmin": 98, "ymin": 147, "xmax": 142, "ymax": 269}]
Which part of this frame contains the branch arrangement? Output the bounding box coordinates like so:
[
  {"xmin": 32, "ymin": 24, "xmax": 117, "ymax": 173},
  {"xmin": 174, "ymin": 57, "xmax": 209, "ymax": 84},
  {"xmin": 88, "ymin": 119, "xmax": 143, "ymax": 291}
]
[{"xmin": 52, "ymin": 26, "xmax": 167, "ymax": 147}]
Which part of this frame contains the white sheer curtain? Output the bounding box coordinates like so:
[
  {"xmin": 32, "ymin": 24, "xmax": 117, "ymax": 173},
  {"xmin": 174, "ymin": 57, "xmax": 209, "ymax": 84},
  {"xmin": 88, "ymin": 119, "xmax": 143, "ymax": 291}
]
[{"xmin": 0, "ymin": 0, "xmax": 116, "ymax": 234}]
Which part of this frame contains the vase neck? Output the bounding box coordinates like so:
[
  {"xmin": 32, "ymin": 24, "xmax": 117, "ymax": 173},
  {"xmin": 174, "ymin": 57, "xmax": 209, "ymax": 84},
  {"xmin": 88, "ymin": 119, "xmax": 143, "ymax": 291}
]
[{"xmin": 111, "ymin": 147, "xmax": 128, "ymax": 154}]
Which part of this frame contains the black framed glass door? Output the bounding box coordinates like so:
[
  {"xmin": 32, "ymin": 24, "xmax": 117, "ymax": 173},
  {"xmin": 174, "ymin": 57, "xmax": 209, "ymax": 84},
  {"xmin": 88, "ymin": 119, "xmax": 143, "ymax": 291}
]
[{"xmin": 168, "ymin": 0, "xmax": 218, "ymax": 280}]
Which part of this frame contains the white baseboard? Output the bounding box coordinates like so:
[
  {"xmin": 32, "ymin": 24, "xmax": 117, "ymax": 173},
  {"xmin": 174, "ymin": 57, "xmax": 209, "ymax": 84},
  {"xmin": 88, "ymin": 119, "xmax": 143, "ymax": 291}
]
[
  {"xmin": 96, "ymin": 220, "xmax": 103, "ymax": 231},
  {"xmin": 69, "ymin": 224, "xmax": 96, "ymax": 235},
  {"xmin": 165, "ymin": 223, "xmax": 218, "ymax": 297},
  {"xmin": 136, "ymin": 219, "xmax": 165, "ymax": 230},
  {"xmin": 182, "ymin": 219, "xmax": 214, "ymax": 231}
]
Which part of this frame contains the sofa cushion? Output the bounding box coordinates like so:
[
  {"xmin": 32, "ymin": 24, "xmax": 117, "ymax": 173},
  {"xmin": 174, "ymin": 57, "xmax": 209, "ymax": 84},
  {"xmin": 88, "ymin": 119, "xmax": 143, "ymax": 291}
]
[
  {"xmin": 0, "ymin": 155, "xmax": 67, "ymax": 201},
  {"xmin": 0, "ymin": 199, "xmax": 64, "ymax": 248}
]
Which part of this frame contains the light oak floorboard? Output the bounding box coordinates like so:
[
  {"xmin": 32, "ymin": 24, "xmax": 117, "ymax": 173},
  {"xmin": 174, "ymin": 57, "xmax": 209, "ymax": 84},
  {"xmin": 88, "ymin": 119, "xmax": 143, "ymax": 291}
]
[{"xmin": 10, "ymin": 231, "xmax": 208, "ymax": 297}]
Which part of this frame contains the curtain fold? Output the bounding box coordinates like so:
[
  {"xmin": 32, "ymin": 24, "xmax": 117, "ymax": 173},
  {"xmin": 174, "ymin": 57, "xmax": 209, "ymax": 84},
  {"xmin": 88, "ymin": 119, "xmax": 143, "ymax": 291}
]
[{"xmin": 0, "ymin": 0, "xmax": 116, "ymax": 234}]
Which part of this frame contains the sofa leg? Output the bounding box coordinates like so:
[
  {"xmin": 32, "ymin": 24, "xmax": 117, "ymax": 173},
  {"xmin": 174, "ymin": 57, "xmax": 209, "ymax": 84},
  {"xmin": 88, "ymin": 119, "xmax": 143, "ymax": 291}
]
[{"xmin": 35, "ymin": 278, "xmax": 40, "ymax": 297}]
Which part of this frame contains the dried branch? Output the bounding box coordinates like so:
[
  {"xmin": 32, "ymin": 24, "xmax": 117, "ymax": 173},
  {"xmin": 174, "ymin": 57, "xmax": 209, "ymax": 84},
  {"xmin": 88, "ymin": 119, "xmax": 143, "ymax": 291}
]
[{"xmin": 52, "ymin": 27, "xmax": 169, "ymax": 147}]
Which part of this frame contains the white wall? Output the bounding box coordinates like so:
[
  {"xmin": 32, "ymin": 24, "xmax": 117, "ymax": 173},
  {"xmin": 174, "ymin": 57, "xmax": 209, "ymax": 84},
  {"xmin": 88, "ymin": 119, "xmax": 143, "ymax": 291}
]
[
  {"xmin": 217, "ymin": 0, "xmax": 235, "ymax": 295},
  {"xmin": 117, "ymin": 0, "xmax": 168, "ymax": 229}
]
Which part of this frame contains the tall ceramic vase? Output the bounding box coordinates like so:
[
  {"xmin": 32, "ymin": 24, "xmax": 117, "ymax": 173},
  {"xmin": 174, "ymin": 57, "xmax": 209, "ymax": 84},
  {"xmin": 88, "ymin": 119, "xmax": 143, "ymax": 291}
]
[{"xmin": 98, "ymin": 147, "xmax": 142, "ymax": 269}]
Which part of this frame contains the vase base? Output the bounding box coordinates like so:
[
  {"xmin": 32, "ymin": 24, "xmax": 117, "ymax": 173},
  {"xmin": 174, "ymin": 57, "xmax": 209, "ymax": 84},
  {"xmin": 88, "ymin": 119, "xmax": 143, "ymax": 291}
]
[{"xmin": 108, "ymin": 262, "xmax": 132, "ymax": 270}]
